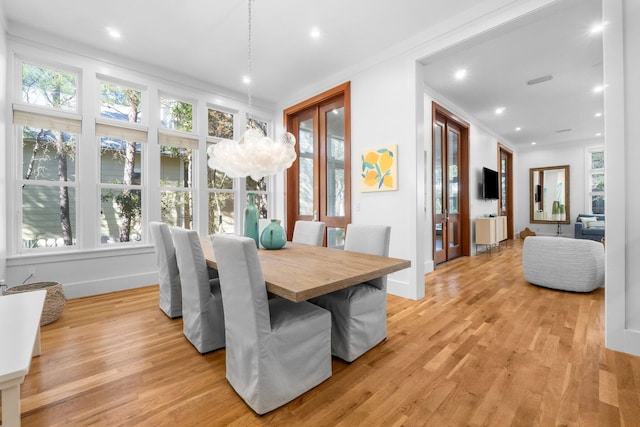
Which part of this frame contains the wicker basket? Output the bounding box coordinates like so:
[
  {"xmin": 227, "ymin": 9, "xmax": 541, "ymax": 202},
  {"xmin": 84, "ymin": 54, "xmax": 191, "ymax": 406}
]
[{"xmin": 4, "ymin": 282, "xmax": 66, "ymax": 325}]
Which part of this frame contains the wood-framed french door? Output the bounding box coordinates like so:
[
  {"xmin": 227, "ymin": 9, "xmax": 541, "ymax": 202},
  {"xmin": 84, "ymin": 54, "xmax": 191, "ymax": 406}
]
[
  {"xmin": 498, "ymin": 143, "xmax": 514, "ymax": 239},
  {"xmin": 432, "ymin": 103, "xmax": 470, "ymax": 265},
  {"xmin": 284, "ymin": 82, "xmax": 351, "ymax": 248}
]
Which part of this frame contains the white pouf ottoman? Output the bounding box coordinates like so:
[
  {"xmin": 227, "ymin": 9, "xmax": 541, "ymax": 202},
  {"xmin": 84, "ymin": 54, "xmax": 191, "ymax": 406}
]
[{"xmin": 522, "ymin": 236, "xmax": 604, "ymax": 292}]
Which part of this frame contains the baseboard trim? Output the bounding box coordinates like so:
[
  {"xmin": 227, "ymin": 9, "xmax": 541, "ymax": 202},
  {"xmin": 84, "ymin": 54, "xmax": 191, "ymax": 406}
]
[{"xmin": 63, "ymin": 272, "xmax": 158, "ymax": 299}]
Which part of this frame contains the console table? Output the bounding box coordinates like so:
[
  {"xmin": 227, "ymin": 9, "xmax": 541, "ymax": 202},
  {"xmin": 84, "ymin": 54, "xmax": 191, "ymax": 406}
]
[
  {"xmin": 475, "ymin": 216, "xmax": 507, "ymax": 255},
  {"xmin": 0, "ymin": 289, "xmax": 46, "ymax": 427}
]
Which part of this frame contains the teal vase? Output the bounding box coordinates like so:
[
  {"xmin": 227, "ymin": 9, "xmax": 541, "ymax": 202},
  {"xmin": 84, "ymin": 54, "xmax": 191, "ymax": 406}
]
[
  {"xmin": 260, "ymin": 219, "xmax": 286, "ymax": 250},
  {"xmin": 244, "ymin": 193, "xmax": 259, "ymax": 247}
]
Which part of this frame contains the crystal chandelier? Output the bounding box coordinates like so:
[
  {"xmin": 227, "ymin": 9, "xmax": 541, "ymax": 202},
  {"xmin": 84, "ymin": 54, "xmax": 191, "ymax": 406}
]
[{"xmin": 207, "ymin": 0, "xmax": 296, "ymax": 181}]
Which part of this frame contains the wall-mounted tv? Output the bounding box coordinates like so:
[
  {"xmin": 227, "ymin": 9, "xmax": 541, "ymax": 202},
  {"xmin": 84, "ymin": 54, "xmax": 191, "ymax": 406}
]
[{"xmin": 482, "ymin": 167, "xmax": 499, "ymax": 200}]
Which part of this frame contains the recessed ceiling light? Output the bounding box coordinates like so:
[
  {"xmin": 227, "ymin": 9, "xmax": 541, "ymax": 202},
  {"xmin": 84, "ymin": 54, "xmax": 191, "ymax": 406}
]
[
  {"xmin": 531, "ymin": 142, "xmax": 537, "ymax": 145},
  {"xmin": 595, "ymin": 112, "xmax": 602, "ymax": 117},
  {"xmin": 242, "ymin": 75, "xmax": 251, "ymax": 85},
  {"xmin": 515, "ymin": 127, "xmax": 522, "ymax": 131},
  {"xmin": 593, "ymin": 85, "xmax": 606, "ymax": 93},
  {"xmin": 590, "ymin": 22, "xmax": 607, "ymax": 34},
  {"xmin": 310, "ymin": 27, "xmax": 321, "ymax": 39},
  {"xmin": 106, "ymin": 27, "xmax": 121, "ymax": 39},
  {"xmin": 495, "ymin": 107, "xmax": 505, "ymax": 115},
  {"xmin": 454, "ymin": 69, "xmax": 467, "ymax": 80},
  {"xmin": 596, "ymin": 133, "xmax": 602, "ymax": 136}
]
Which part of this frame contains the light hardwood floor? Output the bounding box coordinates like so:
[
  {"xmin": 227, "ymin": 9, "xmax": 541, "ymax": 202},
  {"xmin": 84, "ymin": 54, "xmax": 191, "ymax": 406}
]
[{"xmin": 9, "ymin": 239, "xmax": 640, "ymax": 426}]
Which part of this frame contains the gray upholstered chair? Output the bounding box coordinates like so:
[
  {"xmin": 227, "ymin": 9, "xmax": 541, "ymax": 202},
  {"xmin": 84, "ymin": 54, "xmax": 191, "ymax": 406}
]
[
  {"xmin": 310, "ymin": 224, "xmax": 391, "ymax": 362},
  {"xmin": 149, "ymin": 221, "xmax": 182, "ymax": 318},
  {"xmin": 212, "ymin": 234, "xmax": 331, "ymax": 414},
  {"xmin": 172, "ymin": 227, "xmax": 225, "ymax": 354},
  {"xmin": 292, "ymin": 220, "xmax": 326, "ymax": 246}
]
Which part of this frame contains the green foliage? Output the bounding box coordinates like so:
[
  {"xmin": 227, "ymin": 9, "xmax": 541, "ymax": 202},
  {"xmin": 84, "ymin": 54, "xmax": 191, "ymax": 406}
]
[
  {"xmin": 22, "ymin": 62, "xmax": 77, "ymax": 110},
  {"xmin": 161, "ymin": 97, "xmax": 192, "ymax": 132},
  {"xmin": 208, "ymin": 109, "xmax": 234, "ymax": 139},
  {"xmin": 102, "ymin": 189, "xmax": 142, "ymax": 238},
  {"xmin": 101, "ymin": 82, "xmax": 142, "ymax": 123},
  {"xmin": 246, "ymin": 117, "xmax": 267, "ymax": 136}
]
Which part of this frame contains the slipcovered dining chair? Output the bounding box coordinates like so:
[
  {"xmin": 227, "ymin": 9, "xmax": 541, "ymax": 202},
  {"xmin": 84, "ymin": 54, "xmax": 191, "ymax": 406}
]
[
  {"xmin": 149, "ymin": 221, "xmax": 182, "ymax": 318},
  {"xmin": 310, "ymin": 224, "xmax": 391, "ymax": 362},
  {"xmin": 292, "ymin": 220, "xmax": 326, "ymax": 246},
  {"xmin": 172, "ymin": 227, "xmax": 225, "ymax": 354},
  {"xmin": 212, "ymin": 234, "xmax": 331, "ymax": 414}
]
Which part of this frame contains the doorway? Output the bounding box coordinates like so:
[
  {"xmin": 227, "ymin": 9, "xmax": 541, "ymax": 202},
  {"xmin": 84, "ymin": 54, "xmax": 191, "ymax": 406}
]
[
  {"xmin": 498, "ymin": 143, "xmax": 514, "ymax": 239},
  {"xmin": 432, "ymin": 103, "xmax": 470, "ymax": 264},
  {"xmin": 284, "ymin": 83, "xmax": 351, "ymax": 248}
]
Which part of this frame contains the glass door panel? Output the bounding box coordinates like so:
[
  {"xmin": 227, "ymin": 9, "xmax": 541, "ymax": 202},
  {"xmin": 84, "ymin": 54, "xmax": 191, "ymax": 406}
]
[
  {"xmin": 325, "ymin": 107, "xmax": 345, "ymax": 218},
  {"xmin": 433, "ymin": 115, "xmax": 462, "ymax": 264},
  {"xmin": 447, "ymin": 127, "xmax": 461, "ymax": 258},
  {"xmin": 327, "ymin": 227, "xmax": 345, "ymax": 249},
  {"xmin": 433, "ymin": 121, "xmax": 445, "ymax": 264},
  {"xmin": 298, "ymin": 118, "xmax": 314, "ymax": 216},
  {"xmin": 285, "ymin": 84, "xmax": 351, "ymax": 246}
]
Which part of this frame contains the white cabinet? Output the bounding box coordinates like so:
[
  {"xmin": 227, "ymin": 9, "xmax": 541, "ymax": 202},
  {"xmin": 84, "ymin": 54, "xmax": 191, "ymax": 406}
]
[{"xmin": 475, "ymin": 216, "xmax": 507, "ymax": 254}]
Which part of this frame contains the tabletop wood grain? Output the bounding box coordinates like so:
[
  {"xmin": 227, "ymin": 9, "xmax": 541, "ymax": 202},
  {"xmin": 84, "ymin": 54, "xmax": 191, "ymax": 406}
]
[{"xmin": 202, "ymin": 239, "xmax": 411, "ymax": 302}]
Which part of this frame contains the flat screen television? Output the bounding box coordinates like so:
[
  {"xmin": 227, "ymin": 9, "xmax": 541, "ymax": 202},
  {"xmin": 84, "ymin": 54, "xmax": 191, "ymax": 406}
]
[{"xmin": 482, "ymin": 167, "xmax": 499, "ymax": 200}]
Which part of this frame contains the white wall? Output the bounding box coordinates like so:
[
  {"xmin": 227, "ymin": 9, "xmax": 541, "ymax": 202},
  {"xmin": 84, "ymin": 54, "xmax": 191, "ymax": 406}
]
[
  {"xmin": 604, "ymin": 0, "xmax": 640, "ymax": 355},
  {"xmin": 622, "ymin": 0, "xmax": 640, "ymax": 334},
  {"xmin": 275, "ymin": 0, "xmax": 559, "ymax": 301},
  {"xmin": 516, "ymin": 140, "xmax": 600, "ymax": 238},
  {"xmin": 0, "ymin": 3, "xmax": 7, "ymax": 287},
  {"xmin": 349, "ymin": 55, "xmax": 422, "ymax": 299},
  {"xmin": 277, "ymin": 54, "xmax": 423, "ymax": 300}
]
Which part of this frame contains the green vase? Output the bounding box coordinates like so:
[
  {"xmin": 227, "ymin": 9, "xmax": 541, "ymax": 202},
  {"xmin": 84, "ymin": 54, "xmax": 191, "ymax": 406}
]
[
  {"xmin": 552, "ymin": 201, "xmax": 561, "ymax": 221},
  {"xmin": 260, "ymin": 219, "xmax": 286, "ymax": 250},
  {"xmin": 244, "ymin": 193, "xmax": 259, "ymax": 248}
]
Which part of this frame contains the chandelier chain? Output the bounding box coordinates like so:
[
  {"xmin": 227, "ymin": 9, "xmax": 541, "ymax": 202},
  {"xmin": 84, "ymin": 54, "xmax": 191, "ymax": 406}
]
[{"xmin": 247, "ymin": 0, "xmax": 253, "ymax": 107}]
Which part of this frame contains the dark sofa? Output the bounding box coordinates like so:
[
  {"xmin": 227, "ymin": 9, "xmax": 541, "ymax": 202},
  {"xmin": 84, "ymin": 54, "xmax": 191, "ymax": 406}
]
[{"xmin": 574, "ymin": 214, "xmax": 605, "ymax": 241}]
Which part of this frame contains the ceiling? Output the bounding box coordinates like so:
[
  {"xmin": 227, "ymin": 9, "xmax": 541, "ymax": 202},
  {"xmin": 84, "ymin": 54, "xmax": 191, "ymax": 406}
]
[
  {"xmin": 2, "ymin": 0, "xmax": 479, "ymax": 105},
  {"xmin": 421, "ymin": 0, "xmax": 604, "ymax": 148},
  {"xmin": 2, "ymin": 0, "xmax": 603, "ymax": 148}
]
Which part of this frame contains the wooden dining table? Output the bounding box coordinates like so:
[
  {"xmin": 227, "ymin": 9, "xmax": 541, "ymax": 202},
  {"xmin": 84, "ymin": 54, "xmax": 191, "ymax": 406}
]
[{"xmin": 201, "ymin": 239, "xmax": 411, "ymax": 302}]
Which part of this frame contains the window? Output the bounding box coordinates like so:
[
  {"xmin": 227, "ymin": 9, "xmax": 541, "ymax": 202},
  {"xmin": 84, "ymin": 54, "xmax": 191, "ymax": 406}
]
[
  {"xmin": 208, "ymin": 146, "xmax": 235, "ymax": 234},
  {"xmin": 97, "ymin": 80, "xmax": 147, "ymax": 244},
  {"xmin": 160, "ymin": 96, "xmax": 193, "ymax": 132},
  {"xmin": 100, "ymin": 80, "xmax": 143, "ymax": 123},
  {"xmin": 160, "ymin": 139, "xmax": 196, "ymax": 229},
  {"xmin": 22, "ymin": 62, "xmax": 78, "ymax": 112},
  {"xmin": 98, "ymin": 132, "xmax": 145, "ymax": 244},
  {"xmin": 10, "ymin": 53, "xmax": 274, "ymax": 254},
  {"xmin": 244, "ymin": 116, "xmax": 270, "ymax": 220},
  {"xmin": 587, "ymin": 148, "xmax": 604, "ymax": 215},
  {"xmin": 16, "ymin": 61, "xmax": 80, "ymax": 250},
  {"xmin": 20, "ymin": 125, "xmax": 78, "ymax": 249},
  {"xmin": 208, "ymin": 108, "xmax": 234, "ymax": 139}
]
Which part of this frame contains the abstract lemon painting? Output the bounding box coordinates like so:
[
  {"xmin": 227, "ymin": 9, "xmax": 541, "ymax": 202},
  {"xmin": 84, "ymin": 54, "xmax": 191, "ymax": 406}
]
[{"xmin": 360, "ymin": 144, "xmax": 398, "ymax": 192}]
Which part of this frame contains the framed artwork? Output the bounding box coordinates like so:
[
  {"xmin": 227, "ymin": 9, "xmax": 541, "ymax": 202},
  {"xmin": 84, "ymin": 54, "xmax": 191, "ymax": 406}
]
[{"xmin": 360, "ymin": 144, "xmax": 398, "ymax": 192}]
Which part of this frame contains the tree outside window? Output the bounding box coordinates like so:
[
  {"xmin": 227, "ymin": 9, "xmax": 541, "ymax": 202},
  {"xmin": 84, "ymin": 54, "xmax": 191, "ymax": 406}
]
[
  {"xmin": 99, "ymin": 81, "xmax": 145, "ymax": 243},
  {"xmin": 587, "ymin": 148, "xmax": 605, "ymax": 215},
  {"xmin": 20, "ymin": 62, "xmax": 78, "ymax": 248}
]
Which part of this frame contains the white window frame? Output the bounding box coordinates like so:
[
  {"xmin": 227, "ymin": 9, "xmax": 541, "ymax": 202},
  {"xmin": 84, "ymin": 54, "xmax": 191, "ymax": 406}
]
[
  {"xmin": 12, "ymin": 58, "xmax": 82, "ymax": 253},
  {"xmin": 159, "ymin": 93, "xmax": 197, "ymax": 133},
  {"xmin": 585, "ymin": 146, "xmax": 605, "ymax": 215},
  {"xmin": 97, "ymin": 124, "xmax": 147, "ymax": 246},
  {"xmin": 158, "ymin": 130, "xmax": 198, "ymax": 229}
]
